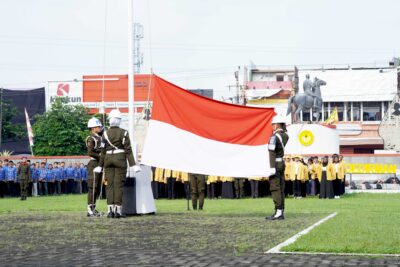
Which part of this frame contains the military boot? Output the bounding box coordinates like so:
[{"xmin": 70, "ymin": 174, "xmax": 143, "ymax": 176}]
[
  {"xmin": 107, "ymin": 205, "xmax": 114, "ymax": 218},
  {"xmin": 92, "ymin": 205, "xmax": 100, "ymax": 217},
  {"xmin": 114, "ymin": 205, "xmax": 122, "ymax": 218},
  {"xmin": 266, "ymin": 209, "xmax": 284, "ymax": 220},
  {"xmin": 87, "ymin": 205, "xmax": 94, "ymax": 217}
]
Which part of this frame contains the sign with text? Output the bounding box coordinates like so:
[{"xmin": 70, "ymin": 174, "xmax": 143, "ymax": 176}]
[{"xmin": 47, "ymin": 81, "xmax": 83, "ymax": 110}]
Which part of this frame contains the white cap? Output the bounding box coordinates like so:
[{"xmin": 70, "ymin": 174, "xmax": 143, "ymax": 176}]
[
  {"xmin": 108, "ymin": 109, "xmax": 122, "ymax": 119},
  {"xmin": 272, "ymin": 115, "xmax": 286, "ymax": 124},
  {"xmin": 87, "ymin": 118, "xmax": 103, "ymax": 128}
]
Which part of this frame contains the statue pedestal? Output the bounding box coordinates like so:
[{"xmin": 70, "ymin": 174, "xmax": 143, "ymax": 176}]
[{"xmin": 285, "ymin": 124, "xmax": 339, "ymax": 155}]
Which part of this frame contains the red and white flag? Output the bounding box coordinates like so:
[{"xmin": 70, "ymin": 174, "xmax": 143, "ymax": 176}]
[
  {"xmin": 141, "ymin": 78, "xmax": 276, "ymax": 177},
  {"xmin": 24, "ymin": 108, "xmax": 34, "ymax": 147}
]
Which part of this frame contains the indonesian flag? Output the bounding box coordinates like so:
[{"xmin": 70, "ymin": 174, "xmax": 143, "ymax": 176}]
[
  {"xmin": 141, "ymin": 78, "xmax": 276, "ymax": 177},
  {"xmin": 24, "ymin": 108, "xmax": 34, "ymax": 147}
]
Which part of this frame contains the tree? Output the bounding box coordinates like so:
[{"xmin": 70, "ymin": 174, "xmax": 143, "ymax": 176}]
[
  {"xmin": 32, "ymin": 97, "xmax": 91, "ymax": 156},
  {"xmin": 0, "ymin": 97, "xmax": 26, "ymax": 141}
]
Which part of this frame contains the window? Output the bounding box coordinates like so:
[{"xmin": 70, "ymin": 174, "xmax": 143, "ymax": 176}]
[
  {"xmin": 302, "ymin": 110, "xmax": 311, "ymax": 122},
  {"xmin": 276, "ymin": 75, "xmax": 284, "ymax": 82},
  {"xmin": 345, "ymin": 102, "xmax": 350, "ymax": 122},
  {"xmin": 352, "ymin": 102, "xmax": 361, "ymax": 121},
  {"xmin": 330, "ymin": 102, "xmax": 344, "ymax": 121},
  {"xmin": 323, "ymin": 102, "xmax": 329, "ymax": 121},
  {"xmin": 363, "ymin": 102, "xmax": 381, "ymax": 121}
]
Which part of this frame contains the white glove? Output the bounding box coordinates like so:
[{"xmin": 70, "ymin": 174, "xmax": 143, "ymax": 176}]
[
  {"xmin": 269, "ymin": 168, "xmax": 276, "ymax": 177},
  {"xmin": 127, "ymin": 165, "xmax": 142, "ymax": 178},
  {"xmin": 93, "ymin": 167, "xmax": 103, "ymax": 173}
]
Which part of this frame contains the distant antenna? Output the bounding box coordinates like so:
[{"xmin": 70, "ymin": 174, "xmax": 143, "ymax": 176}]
[{"xmin": 133, "ymin": 23, "xmax": 144, "ymax": 73}]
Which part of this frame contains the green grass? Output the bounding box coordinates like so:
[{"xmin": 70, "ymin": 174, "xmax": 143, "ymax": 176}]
[{"xmin": 0, "ymin": 194, "xmax": 399, "ymax": 255}]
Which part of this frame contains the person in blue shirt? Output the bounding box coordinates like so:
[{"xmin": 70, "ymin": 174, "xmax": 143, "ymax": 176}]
[
  {"xmin": 38, "ymin": 162, "xmax": 48, "ymax": 196},
  {"xmin": 46, "ymin": 164, "xmax": 55, "ymax": 195},
  {"xmin": 53, "ymin": 162, "xmax": 62, "ymax": 195},
  {"xmin": 73, "ymin": 163, "xmax": 82, "ymax": 194},
  {"xmin": 66, "ymin": 163, "xmax": 75, "ymax": 194},
  {"xmin": 59, "ymin": 161, "xmax": 66, "ymax": 194},
  {"xmin": 80, "ymin": 163, "xmax": 88, "ymax": 194},
  {"xmin": 0, "ymin": 160, "xmax": 6, "ymax": 198},
  {"xmin": 31, "ymin": 163, "xmax": 39, "ymax": 197},
  {"xmin": 6, "ymin": 161, "xmax": 17, "ymax": 197}
]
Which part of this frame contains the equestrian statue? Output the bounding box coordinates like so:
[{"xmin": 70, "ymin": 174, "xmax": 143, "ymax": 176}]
[{"xmin": 286, "ymin": 74, "xmax": 326, "ymax": 122}]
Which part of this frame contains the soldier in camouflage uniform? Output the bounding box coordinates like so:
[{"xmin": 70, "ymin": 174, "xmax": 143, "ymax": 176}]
[
  {"xmin": 86, "ymin": 117, "xmax": 104, "ymax": 217},
  {"xmin": 17, "ymin": 157, "xmax": 31, "ymax": 201},
  {"xmin": 96, "ymin": 109, "xmax": 140, "ymax": 218},
  {"xmin": 189, "ymin": 173, "xmax": 206, "ymax": 210},
  {"xmin": 266, "ymin": 115, "xmax": 289, "ymax": 220}
]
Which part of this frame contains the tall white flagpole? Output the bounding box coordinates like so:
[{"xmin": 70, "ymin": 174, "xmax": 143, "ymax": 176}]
[{"xmin": 128, "ymin": 0, "xmax": 135, "ymax": 156}]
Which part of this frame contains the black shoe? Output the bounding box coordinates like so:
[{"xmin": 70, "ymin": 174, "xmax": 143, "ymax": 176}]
[
  {"xmin": 114, "ymin": 213, "xmax": 121, "ymax": 219},
  {"xmin": 20, "ymin": 197, "xmax": 24, "ymax": 201},
  {"xmin": 199, "ymin": 206, "xmax": 203, "ymax": 210},
  {"xmin": 192, "ymin": 206, "xmax": 197, "ymax": 210},
  {"xmin": 107, "ymin": 212, "xmax": 115, "ymax": 218},
  {"xmin": 265, "ymin": 214, "xmax": 285, "ymax": 220}
]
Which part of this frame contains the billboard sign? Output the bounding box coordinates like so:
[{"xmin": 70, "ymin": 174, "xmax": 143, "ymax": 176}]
[{"xmin": 47, "ymin": 81, "xmax": 83, "ymax": 110}]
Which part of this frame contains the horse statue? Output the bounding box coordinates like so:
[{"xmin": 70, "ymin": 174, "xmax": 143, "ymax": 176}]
[{"xmin": 286, "ymin": 77, "xmax": 326, "ymax": 122}]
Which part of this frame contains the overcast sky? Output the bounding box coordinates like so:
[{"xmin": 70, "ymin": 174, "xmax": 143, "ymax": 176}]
[{"xmin": 0, "ymin": 0, "xmax": 399, "ymax": 100}]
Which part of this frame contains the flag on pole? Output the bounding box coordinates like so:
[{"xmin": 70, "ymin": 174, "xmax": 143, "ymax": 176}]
[
  {"xmin": 141, "ymin": 77, "xmax": 276, "ymax": 177},
  {"xmin": 24, "ymin": 108, "xmax": 34, "ymax": 147},
  {"xmin": 324, "ymin": 107, "xmax": 339, "ymax": 125}
]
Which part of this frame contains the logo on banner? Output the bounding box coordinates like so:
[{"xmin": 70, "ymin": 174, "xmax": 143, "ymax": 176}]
[
  {"xmin": 299, "ymin": 130, "xmax": 314, "ymax": 146},
  {"xmin": 57, "ymin": 83, "xmax": 70, "ymax": 96},
  {"xmin": 49, "ymin": 82, "xmax": 82, "ymax": 104}
]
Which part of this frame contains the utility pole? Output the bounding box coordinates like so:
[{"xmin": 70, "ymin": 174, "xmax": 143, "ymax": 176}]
[
  {"xmin": 133, "ymin": 23, "xmax": 144, "ymax": 74},
  {"xmin": 128, "ymin": 0, "xmax": 135, "ymax": 153},
  {"xmin": 234, "ymin": 66, "xmax": 240, "ymax": 104}
]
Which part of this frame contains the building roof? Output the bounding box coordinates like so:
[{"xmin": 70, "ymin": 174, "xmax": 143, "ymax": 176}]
[{"xmin": 298, "ymin": 68, "xmax": 398, "ymax": 102}]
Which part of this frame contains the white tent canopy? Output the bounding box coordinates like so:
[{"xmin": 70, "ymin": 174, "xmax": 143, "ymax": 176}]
[{"xmin": 298, "ymin": 68, "xmax": 398, "ymax": 102}]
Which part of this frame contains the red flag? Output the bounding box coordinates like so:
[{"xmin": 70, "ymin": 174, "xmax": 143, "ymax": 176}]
[
  {"xmin": 141, "ymin": 77, "xmax": 276, "ymax": 177},
  {"xmin": 24, "ymin": 108, "xmax": 34, "ymax": 147}
]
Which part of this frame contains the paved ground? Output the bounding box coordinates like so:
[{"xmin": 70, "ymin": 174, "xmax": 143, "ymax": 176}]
[
  {"xmin": 1, "ymin": 212, "xmax": 399, "ymax": 266},
  {"xmin": 2, "ymin": 248, "xmax": 400, "ymax": 266}
]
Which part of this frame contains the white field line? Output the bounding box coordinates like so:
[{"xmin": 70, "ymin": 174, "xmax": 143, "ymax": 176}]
[
  {"xmin": 266, "ymin": 212, "xmax": 338, "ymax": 254},
  {"xmin": 268, "ymin": 251, "xmax": 400, "ymax": 257}
]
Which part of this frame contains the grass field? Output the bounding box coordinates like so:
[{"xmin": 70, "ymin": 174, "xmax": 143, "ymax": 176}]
[{"xmin": 0, "ymin": 193, "xmax": 399, "ymax": 256}]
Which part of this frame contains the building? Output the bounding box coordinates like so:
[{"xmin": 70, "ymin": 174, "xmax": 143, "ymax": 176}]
[{"xmin": 245, "ymin": 66, "xmax": 400, "ymax": 154}]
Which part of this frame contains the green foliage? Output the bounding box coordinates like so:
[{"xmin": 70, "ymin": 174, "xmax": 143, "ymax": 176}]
[
  {"xmin": 32, "ymin": 97, "xmax": 91, "ymax": 156},
  {"xmin": 0, "ymin": 98, "xmax": 26, "ymax": 140}
]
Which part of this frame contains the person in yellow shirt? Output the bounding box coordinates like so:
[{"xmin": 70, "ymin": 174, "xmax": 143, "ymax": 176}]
[
  {"xmin": 207, "ymin": 175, "xmax": 218, "ymax": 199},
  {"xmin": 339, "ymin": 155, "xmax": 347, "ymax": 195},
  {"xmin": 284, "ymin": 155, "xmax": 293, "ymax": 197},
  {"xmin": 292, "ymin": 155, "xmax": 304, "ymax": 198},
  {"xmin": 329, "ymin": 154, "xmax": 345, "ymax": 199},
  {"xmin": 177, "ymin": 171, "xmax": 189, "ymax": 200},
  {"xmin": 166, "ymin": 170, "xmax": 178, "ymax": 199},
  {"xmin": 310, "ymin": 157, "xmax": 322, "ymax": 196},
  {"xmin": 153, "ymin": 167, "xmax": 164, "ymax": 199},
  {"xmin": 220, "ymin": 176, "xmax": 234, "ymax": 198},
  {"xmin": 320, "ymin": 156, "xmax": 334, "ymax": 199},
  {"xmin": 249, "ymin": 176, "xmax": 262, "ymax": 198},
  {"xmin": 300, "ymin": 158, "xmax": 309, "ymax": 198}
]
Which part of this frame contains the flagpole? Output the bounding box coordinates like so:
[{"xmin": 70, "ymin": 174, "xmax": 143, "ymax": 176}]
[{"xmin": 128, "ymin": 0, "xmax": 135, "ymax": 152}]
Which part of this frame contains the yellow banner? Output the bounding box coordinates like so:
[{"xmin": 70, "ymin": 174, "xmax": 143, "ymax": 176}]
[{"xmin": 346, "ymin": 163, "xmax": 397, "ymax": 174}]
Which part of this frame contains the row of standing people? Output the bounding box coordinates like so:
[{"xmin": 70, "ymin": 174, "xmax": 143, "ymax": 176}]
[
  {"xmin": 284, "ymin": 154, "xmax": 347, "ymax": 199},
  {"xmin": 0, "ymin": 158, "xmax": 89, "ymax": 199}
]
